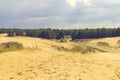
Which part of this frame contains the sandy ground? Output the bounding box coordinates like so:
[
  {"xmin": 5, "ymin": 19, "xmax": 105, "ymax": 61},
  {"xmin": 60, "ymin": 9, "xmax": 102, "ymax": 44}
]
[{"xmin": 0, "ymin": 36, "xmax": 120, "ymax": 80}]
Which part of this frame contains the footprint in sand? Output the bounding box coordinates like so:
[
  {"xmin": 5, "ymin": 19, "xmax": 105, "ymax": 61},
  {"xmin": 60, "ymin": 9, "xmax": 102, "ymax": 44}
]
[
  {"xmin": 33, "ymin": 72, "xmax": 38, "ymax": 76},
  {"xmin": 37, "ymin": 64, "xmax": 44, "ymax": 69},
  {"xmin": 9, "ymin": 77, "xmax": 14, "ymax": 80},
  {"xmin": 106, "ymin": 64, "xmax": 113, "ymax": 68},
  {"xmin": 82, "ymin": 71, "xmax": 86, "ymax": 73},
  {"xmin": 27, "ymin": 66, "xmax": 34, "ymax": 68},
  {"xmin": 17, "ymin": 72, "xmax": 24, "ymax": 76}
]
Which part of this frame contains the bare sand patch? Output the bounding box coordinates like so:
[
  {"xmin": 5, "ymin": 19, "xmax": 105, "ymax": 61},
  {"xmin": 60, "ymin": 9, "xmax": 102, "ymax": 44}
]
[{"xmin": 0, "ymin": 36, "xmax": 120, "ymax": 80}]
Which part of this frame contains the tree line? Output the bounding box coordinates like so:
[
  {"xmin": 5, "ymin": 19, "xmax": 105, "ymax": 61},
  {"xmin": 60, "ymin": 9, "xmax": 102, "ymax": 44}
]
[{"xmin": 0, "ymin": 28, "xmax": 120, "ymax": 40}]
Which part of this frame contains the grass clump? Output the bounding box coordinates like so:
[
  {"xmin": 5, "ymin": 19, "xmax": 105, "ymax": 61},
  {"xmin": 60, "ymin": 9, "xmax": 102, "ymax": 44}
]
[
  {"xmin": 97, "ymin": 42, "xmax": 109, "ymax": 47},
  {"xmin": 51, "ymin": 45, "xmax": 69, "ymax": 51},
  {"xmin": 25, "ymin": 45, "xmax": 40, "ymax": 51},
  {"xmin": 0, "ymin": 42, "xmax": 23, "ymax": 53},
  {"xmin": 70, "ymin": 46, "xmax": 106, "ymax": 54},
  {"xmin": 70, "ymin": 46, "xmax": 83, "ymax": 52},
  {"xmin": 52, "ymin": 45, "xmax": 106, "ymax": 54},
  {"xmin": 91, "ymin": 47, "xmax": 106, "ymax": 52}
]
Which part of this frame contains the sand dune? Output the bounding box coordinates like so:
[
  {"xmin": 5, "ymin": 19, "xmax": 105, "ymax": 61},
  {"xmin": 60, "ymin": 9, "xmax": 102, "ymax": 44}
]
[{"xmin": 0, "ymin": 36, "xmax": 120, "ymax": 80}]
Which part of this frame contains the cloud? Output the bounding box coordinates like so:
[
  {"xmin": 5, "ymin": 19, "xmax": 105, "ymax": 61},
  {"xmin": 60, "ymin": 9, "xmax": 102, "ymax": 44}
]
[
  {"xmin": 0, "ymin": 0, "xmax": 120, "ymax": 28},
  {"xmin": 94, "ymin": 0, "xmax": 120, "ymax": 7},
  {"xmin": 66, "ymin": 0, "xmax": 78, "ymax": 7},
  {"xmin": 17, "ymin": 16, "xmax": 65, "ymax": 23},
  {"xmin": 66, "ymin": 0, "xmax": 93, "ymax": 7},
  {"xmin": 84, "ymin": 0, "xmax": 92, "ymax": 5}
]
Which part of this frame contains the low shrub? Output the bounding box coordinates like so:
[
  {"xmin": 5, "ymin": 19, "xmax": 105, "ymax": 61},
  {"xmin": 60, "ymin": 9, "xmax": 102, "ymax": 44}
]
[
  {"xmin": 60, "ymin": 38, "xmax": 67, "ymax": 43},
  {"xmin": 0, "ymin": 42, "xmax": 23, "ymax": 53},
  {"xmin": 97, "ymin": 42, "xmax": 109, "ymax": 47}
]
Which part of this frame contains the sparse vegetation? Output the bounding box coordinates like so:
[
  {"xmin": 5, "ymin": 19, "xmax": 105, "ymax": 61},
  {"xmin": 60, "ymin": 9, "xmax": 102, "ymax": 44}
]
[
  {"xmin": 97, "ymin": 42, "xmax": 109, "ymax": 47},
  {"xmin": 0, "ymin": 42, "xmax": 23, "ymax": 53},
  {"xmin": 91, "ymin": 47, "xmax": 106, "ymax": 52},
  {"xmin": 70, "ymin": 46, "xmax": 106, "ymax": 53},
  {"xmin": 70, "ymin": 46, "xmax": 83, "ymax": 52},
  {"xmin": 51, "ymin": 45, "xmax": 69, "ymax": 51},
  {"xmin": 25, "ymin": 46, "xmax": 40, "ymax": 51},
  {"xmin": 51, "ymin": 45, "xmax": 106, "ymax": 53}
]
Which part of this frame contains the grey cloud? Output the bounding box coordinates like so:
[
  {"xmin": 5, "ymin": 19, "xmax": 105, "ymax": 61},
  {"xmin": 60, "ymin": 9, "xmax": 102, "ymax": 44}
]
[{"xmin": 0, "ymin": 0, "xmax": 120, "ymax": 28}]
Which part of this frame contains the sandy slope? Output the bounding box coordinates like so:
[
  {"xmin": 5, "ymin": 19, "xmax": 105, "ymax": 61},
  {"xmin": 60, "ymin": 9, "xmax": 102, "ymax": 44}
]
[{"xmin": 0, "ymin": 36, "xmax": 120, "ymax": 80}]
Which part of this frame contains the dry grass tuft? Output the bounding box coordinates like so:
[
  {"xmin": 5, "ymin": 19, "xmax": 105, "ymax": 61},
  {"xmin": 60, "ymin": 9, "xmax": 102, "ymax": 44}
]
[
  {"xmin": 0, "ymin": 42, "xmax": 23, "ymax": 53},
  {"xmin": 97, "ymin": 42, "xmax": 109, "ymax": 47}
]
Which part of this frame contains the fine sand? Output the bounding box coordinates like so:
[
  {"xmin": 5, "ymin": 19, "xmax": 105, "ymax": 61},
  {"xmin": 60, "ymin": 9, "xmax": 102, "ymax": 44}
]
[{"xmin": 0, "ymin": 36, "xmax": 120, "ymax": 80}]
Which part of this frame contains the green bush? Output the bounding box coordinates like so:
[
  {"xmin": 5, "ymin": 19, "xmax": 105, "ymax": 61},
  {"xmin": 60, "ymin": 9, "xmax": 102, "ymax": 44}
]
[
  {"xmin": 97, "ymin": 42, "xmax": 109, "ymax": 47},
  {"xmin": 0, "ymin": 42, "xmax": 23, "ymax": 53},
  {"xmin": 60, "ymin": 38, "xmax": 66, "ymax": 43}
]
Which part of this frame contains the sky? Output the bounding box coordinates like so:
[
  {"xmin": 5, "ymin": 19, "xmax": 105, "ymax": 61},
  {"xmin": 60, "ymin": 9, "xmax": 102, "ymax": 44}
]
[{"xmin": 0, "ymin": 0, "xmax": 120, "ymax": 29}]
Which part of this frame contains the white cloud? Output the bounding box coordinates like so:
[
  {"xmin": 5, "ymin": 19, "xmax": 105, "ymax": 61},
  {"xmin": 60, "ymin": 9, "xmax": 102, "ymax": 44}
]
[
  {"xmin": 52, "ymin": 23, "xmax": 83, "ymax": 29},
  {"xmin": 53, "ymin": 21, "xmax": 120, "ymax": 29},
  {"xmin": 66, "ymin": 0, "xmax": 78, "ymax": 7},
  {"xmin": 66, "ymin": 0, "xmax": 93, "ymax": 7},
  {"xmin": 83, "ymin": 0, "xmax": 92, "ymax": 6},
  {"xmin": 17, "ymin": 16, "xmax": 65, "ymax": 23}
]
